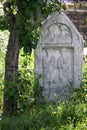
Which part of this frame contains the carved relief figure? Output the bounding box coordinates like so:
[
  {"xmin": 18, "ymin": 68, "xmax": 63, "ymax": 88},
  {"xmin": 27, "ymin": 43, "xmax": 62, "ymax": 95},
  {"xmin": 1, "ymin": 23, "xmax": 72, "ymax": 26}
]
[
  {"xmin": 42, "ymin": 54, "xmax": 58, "ymax": 99},
  {"xmin": 57, "ymin": 48, "xmax": 73, "ymax": 89},
  {"xmin": 59, "ymin": 24, "xmax": 72, "ymax": 43}
]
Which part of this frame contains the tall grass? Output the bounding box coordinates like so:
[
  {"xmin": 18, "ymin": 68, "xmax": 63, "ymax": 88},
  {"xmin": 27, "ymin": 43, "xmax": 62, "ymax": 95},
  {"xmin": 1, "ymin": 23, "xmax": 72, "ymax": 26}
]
[{"xmin": 0, "ymin": 87, "xmax": 87, "ymax": 130}]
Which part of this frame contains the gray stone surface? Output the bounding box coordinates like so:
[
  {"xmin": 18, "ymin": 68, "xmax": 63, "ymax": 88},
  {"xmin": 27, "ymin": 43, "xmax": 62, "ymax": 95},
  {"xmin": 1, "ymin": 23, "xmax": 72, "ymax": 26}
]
[{"xmin": 34, "ymin": 11, "xmax": 83, "ymax": 102}]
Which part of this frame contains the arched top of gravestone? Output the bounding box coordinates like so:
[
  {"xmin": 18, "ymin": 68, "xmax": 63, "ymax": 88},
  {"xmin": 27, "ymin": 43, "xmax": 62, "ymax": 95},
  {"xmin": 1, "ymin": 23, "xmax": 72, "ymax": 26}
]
[{"xmin": 39, "ymin": 11, "xmax": 83, "ymax": 46}]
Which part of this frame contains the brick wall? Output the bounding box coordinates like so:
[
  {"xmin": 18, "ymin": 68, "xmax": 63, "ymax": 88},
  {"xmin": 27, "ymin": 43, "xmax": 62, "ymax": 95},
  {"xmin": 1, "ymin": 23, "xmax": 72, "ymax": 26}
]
[{"xmin": 65, "ymin": 9, "xmax": 87, "ymax": 47}]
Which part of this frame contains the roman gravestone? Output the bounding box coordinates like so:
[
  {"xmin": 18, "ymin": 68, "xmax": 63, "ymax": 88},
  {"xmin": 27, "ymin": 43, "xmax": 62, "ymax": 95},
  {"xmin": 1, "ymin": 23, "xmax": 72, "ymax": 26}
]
[{"xmin": 35, "ymin": 12, "xmax": 83, "ymax": 102}]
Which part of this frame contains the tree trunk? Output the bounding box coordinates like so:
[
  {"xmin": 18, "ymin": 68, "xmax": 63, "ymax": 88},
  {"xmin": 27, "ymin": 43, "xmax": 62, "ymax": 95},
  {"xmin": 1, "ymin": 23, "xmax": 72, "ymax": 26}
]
[
  {"xmin": 2, "ymin": 1, "xmax": 20, "ymax": 115},
  {"xmin": 3, "ymin": 30, "xmax": 19, "ymax": 115}
]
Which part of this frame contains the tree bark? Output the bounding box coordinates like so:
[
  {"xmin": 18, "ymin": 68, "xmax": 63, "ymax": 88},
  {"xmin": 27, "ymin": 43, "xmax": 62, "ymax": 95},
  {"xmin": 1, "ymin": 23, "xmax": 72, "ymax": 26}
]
[
  {"xmin": 3, "ymin": 30, "xmax": 19, "ymax": 115},
  {"xmin": 3, "ymin": 1, "xmax": 19, "ymax": 115}
]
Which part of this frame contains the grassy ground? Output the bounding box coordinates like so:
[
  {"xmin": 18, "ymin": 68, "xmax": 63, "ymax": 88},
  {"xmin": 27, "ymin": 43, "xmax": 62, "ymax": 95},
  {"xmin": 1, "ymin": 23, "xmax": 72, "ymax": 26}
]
[{"xmin": 0, "ymin": 86, "xmax": 87, "ymax": 130}]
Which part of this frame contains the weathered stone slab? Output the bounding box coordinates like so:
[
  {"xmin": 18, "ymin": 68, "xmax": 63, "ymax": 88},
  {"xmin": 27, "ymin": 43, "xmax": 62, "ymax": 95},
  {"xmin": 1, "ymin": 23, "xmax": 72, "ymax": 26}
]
[{"xmin": 35, "ymin": 11, "xmax": 83, "ymax": 102}]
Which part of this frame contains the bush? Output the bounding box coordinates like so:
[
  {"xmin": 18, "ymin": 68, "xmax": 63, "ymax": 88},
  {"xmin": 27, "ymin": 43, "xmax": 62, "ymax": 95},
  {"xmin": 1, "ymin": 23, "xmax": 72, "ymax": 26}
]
[
  {"xmin": 0, "ymin": 84, "xmax": 87, "ymax": 130},
  {"xmin": 17, "ymin": 50, "xmax": 34, "ymax": 111}
]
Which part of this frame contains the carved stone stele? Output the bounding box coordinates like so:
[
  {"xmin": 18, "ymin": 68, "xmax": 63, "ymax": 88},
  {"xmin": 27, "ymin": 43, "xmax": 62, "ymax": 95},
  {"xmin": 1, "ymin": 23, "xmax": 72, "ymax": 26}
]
[{"xmin": 34, "ymin": 12, "xmax": 83, "ymax": 102}]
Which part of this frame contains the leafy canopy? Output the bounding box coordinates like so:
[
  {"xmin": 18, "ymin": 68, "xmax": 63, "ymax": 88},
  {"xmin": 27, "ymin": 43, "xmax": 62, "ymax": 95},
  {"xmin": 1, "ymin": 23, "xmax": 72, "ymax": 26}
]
[{"xmin": 0, "ymin": 0, "xmax": 65, "ymax": 54}]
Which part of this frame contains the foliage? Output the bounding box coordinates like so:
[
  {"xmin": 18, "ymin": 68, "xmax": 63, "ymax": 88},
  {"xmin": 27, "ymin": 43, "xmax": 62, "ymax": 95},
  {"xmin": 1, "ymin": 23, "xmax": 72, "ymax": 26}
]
[
  {"xmin": 0, "ymin": 85, "xmax": 87, "ymax": 130},
  {"xmin": 34, "ymin": 75, "xmax": 45, "ymax": 106},
  {"xmin": 81, "ymin": 56, "xmax": 87, "ymax": 102},
  {"xmin": 0, "ymin": 48, "xmax": 34, "ymax": 113},
  {"xmin": 17, "ymin": 50, "xmax": 34, "ymax": 111},
  {"xmin": 0, "ymin": 4, "xmax": 8, "ymax": 30},
  {"xmin": 0, "ymin": 0, "xmax": 65, "ymax": 54},
  {"xmin": 0, "ymin": 29, "xmax": 9, "ymax": 115},
  {"xmin": 0, "ymin": 41, "xmax": 34, "ymax": 114},
  {"xmin": 16, "ymin": 0, "xmax": 65, "ymax": 54}
]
